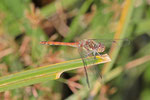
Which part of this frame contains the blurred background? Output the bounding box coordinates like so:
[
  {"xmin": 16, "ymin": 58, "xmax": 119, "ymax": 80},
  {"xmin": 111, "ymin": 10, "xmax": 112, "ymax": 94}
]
[{"xmin": 0, "ymin": 0, "xmax": 150, "ymax": 100}]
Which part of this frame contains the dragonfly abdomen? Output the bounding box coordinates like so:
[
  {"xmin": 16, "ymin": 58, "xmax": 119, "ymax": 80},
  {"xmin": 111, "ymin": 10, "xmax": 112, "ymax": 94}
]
[{"xmin": 40, "ymin": 41, "xmax": 78, "ymax": 47}]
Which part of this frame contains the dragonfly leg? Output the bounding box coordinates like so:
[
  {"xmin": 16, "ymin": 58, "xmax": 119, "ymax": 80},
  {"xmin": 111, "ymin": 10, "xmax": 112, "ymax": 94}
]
[
  {"xmin": 92, "ymin": 51, "xmax": 97, "ymax": 59},
  {"xmin": 87, "ymin": 51, "xmax": 93, "ymax": 57},
  {"xmin": 96, "ymin": 52, "xmax": 103, "ymax": 58}
]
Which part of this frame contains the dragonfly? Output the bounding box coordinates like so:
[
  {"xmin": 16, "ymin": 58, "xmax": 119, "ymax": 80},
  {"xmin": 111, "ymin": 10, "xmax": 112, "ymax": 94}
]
[{"xmin": 40, "ymin": 39, "xmax": 128, "ymax": 87}]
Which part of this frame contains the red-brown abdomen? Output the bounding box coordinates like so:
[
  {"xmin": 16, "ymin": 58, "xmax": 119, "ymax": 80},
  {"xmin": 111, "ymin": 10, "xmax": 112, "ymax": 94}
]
[{"xmin": 40, "ymin": 41, "xmax": 78, "ymax": 47}]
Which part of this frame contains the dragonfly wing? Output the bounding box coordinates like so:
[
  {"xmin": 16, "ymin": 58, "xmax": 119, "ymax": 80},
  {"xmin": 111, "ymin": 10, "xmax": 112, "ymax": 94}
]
[
  {"xmin": 78, "ymin": 46, "xmax": 91, "ymax": 88},
  {"xmin": 88, "ymin": 38, "xmax": 130, "ymax": 48},
  {"xmin": 88, "ymin": 53, "xmax": 103, "ymax": 83},
  {"xmin": 78, "ymin": 46, "xmax": 103, "ymax": 87}
]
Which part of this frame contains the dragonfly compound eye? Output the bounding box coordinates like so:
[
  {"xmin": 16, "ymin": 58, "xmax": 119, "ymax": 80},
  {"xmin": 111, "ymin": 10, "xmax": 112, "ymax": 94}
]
[{"xmin": 97, "ymin": 44, "xmax": 105, "ymax": 52}]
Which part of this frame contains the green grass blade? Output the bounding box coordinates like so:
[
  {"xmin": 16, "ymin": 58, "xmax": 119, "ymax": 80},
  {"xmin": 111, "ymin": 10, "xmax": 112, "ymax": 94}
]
[
  {"xmin": 0, "ymin": 54, "xmax": 111, "ymax": 92},
  {"xmin": 41, "ymin": 0, "xmax": 79, "ymax": 17},
  {"xmin": 102, "ymin": 0, "xmax": 136, "ymax": 74}
]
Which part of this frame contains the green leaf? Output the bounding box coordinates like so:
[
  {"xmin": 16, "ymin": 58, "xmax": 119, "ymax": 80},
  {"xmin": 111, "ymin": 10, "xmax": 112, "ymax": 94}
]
[{"xmin": 0, "ymin": 54, "xmax": 111, "ymax": 92}]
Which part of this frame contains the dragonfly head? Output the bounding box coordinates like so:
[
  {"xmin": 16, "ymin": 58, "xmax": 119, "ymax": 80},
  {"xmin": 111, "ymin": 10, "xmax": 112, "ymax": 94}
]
[{"xmin": 97, "ymin": 43, "xmax": 105, "ymax": 52}]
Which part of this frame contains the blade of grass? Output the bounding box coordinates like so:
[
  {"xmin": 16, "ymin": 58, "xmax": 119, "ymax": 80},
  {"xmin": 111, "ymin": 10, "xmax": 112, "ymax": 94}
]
[
  {"xmin": 89, "ymin": 0, "xmax": 136, "ymax": 97},
  {"xmin": 0, "ymin": 54, "xmax": 111, "ymax": 92},
  {"xmin": 41, "ymin": 0, "xmax": 79, "ymax": 17},
  {"xmin": 102, "ymin": 0, "xmax": 136, "ymax": 75},
  {"xmin": 63, "ymin": 0, "xmax": 93, "ymax": 43}
]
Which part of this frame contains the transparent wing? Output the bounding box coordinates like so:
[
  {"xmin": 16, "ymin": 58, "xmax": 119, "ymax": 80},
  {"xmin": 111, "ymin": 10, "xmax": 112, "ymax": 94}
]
[
  {"xmin": 87, "ymin": 38, "xmax": 130, "ymax": 48},
  {"xmin": 87, "ymin": 53, "xmax": 103, "ymax": 84},
  {"xmin": 78, "ymin": 46, "xmax": 103, "ymax": 87},
  {"xmin": 78, "ymin": 46, "xmax": 91, "ymax": 88}
]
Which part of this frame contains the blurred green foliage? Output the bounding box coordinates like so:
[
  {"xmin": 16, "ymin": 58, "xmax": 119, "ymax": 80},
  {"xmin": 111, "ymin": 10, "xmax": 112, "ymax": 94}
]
[{"xmin": 0, "ymin": 0, "xmax": 150, "ymax": 100}]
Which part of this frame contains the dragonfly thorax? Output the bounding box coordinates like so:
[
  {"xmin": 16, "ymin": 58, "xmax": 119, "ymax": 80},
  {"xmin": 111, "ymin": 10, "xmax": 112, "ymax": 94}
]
[{"xmin": 79, "ymin": 40, "xmax": 105, "ymax": 53}]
